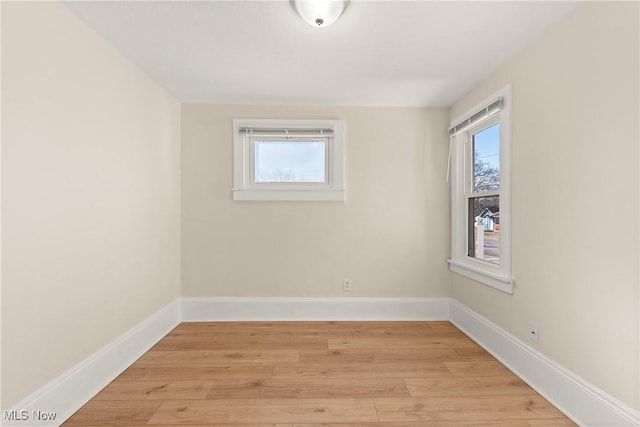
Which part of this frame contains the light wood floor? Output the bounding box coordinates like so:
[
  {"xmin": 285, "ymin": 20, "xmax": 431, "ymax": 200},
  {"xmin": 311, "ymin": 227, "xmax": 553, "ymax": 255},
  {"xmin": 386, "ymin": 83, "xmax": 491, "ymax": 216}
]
[{"xmin": 63, "ymin": 321, "xmax": 576, "ymax": 426}]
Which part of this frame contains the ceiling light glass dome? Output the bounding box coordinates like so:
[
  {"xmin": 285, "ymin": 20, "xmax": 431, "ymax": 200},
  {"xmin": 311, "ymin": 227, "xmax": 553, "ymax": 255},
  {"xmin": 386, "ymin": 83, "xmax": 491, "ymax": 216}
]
[{"xmin": 290, "ymin": 0, "xmax": 350, "ymax": 27}]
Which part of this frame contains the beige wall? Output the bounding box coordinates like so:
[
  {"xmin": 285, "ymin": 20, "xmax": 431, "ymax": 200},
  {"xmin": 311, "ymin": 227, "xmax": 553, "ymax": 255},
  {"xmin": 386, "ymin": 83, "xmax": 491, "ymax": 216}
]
[
  {"xmin": 1, "ymin": 2, "xmax": 181, "ymax": 408},
  {"xmin": 450, "ymin": 2, "xmax": 639, "ymax": 410},
  {"xmin": 181, "ymin": 104, "xmax": 449, "ymax": 298},
  {"xmin": 3, "ymin": 0, "xmax": 637, "ymax": 416}
]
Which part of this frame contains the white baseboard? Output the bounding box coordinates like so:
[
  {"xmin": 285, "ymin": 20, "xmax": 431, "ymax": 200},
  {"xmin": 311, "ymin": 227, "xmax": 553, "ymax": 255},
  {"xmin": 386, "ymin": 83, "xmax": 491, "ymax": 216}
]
[
  {"xmin": 449, "ymin": 300, "xmax": 640, "ymax": 427},
  {"xmin": 181, "ymin": 297, "xmax": 451, "ymax": 321},
  {"xmin": 2, "ymin": 299, "xmax": 181, "ymax": 427},
  {"xmin": 5, "ymin": 297, "xmax": 638, "ymax": 427}
]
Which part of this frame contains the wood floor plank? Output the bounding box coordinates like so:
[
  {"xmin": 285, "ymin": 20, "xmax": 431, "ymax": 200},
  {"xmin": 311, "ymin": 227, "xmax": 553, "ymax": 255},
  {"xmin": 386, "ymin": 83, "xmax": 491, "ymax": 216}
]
[
  {"xmin": 206, "ymin": 378, "xmax": 410, "ymax": 399},
  {"xmin": 151, "ymin": 336, "xmax": 328, "ymax": 351},
  {"xmin": 81, "ymin": 422, "xmax": 534, "ymax": 427},
  {"xmin": 300, "ymin": 347, "xmax": 481, "ymax": 364},
  {"xmin": 351, "ymin": 330, "xmax": 468, "ymax": 339},
  {"xmin": 304, "ymin": 321, "xmax": 432, "ymax": 330},
  {"xmin": 351, "ymin": 325, "xmax": 468, "ymax": 339},
  {"xmin": 427, "ymin": 321, "xmax": 465, "ymax": 329},
  {"xmin": 302, "ymin": 321, "xmax": 368, "ymax": 329},
  {"xmin": 328, "ymin": 336, "xmax": 478, "ymax": 350},
  {"xmin": 174, "ymin": 322, "xmax": 305, "ymax": 332},
  {"xmin": 426, "ymin": 322, "xmax": 481, "ymax": 337},
  {"xmin": 404, "ymin": 376, "xmax": 536, "ymax": 397},
  {"xmin": 290, "ymin": 322, "xmax": 364, "ymax": 338},
  {"xmin": 272, "ymin": 361, "xmax": 451, "ymax": 379},
  {"xmin": 166, "ymin": 330, "xmax": 320, "ymax": 338},
  {"xmin": 527, "ymin": 420, "xmax": 578, "ymax": 426},
  {"xmin": 443, "ymin": 360, "xmax": 514, "ymax": 377},
  {"xmin": 117, "ymin": 363, "xmax": 273, "ymax": 380},
  {"xmin": 298, "ymin": 349, "xmax": 377, "ymax": 363},
  {"xmin": 454, "ymin": 346, "xmax": 494, "ymax": 359},
  {"xmin": 93, "ymin": 380, "xmax": 213, "ymax": 400},
  {"xmin": 138, "ymin": 350, "xmax": 299, "ymax": 365},
  {"xmin": 148, "ymin": 398, "xmax": 379, "ymax": 424},
  {"xmin": 293, "ymin": 421, "xmax": 532, "ymax": 427},
  {"xmin": 63, "ymin": 400, "xmax": 162, "ymax": 426},
  {"xmin": 162, "ymin": 323, "xmax": 329, "ymax": 339},
  {"xmin": 104, "ymin": 425, "xmax": 291, "ymax": 427},
  {"xmin": 375, "ymin": 395, "xmax": 566, "ymax": 422}
]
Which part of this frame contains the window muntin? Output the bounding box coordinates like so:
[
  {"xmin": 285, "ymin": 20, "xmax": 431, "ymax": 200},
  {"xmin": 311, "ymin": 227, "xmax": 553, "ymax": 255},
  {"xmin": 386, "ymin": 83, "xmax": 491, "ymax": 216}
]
[{"xmin": 448, "ymin": 85, "xmax": 512, "ymax": 293}]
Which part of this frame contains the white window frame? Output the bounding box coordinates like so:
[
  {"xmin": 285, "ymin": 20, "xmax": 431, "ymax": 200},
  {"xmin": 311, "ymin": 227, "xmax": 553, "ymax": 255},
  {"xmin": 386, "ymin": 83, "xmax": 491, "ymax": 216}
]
[
  {"xmin": 448, "ymin": 85, "xmax": 513, "ymax": 293},
  {"xmin": 232, "ymin": 119, "xmax": 345, "ymax": 201}
]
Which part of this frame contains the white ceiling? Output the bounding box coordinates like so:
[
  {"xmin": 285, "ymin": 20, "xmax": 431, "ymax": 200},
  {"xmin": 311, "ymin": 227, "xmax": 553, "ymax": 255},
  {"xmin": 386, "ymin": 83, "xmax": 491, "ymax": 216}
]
[{"xmin": 65, "ymin": 1, "xmax": 580, "ymax": 107}]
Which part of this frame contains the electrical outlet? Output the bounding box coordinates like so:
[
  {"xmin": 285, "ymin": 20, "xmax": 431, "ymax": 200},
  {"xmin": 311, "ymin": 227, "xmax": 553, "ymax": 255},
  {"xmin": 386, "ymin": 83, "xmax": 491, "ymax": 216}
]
[
  {"xmin": 528, "ymin": 321, "xmax": 540, "ymax": 343},
  {"xmin": 342, "ymin": 279, "xmax": 352, "ymax": 291}
]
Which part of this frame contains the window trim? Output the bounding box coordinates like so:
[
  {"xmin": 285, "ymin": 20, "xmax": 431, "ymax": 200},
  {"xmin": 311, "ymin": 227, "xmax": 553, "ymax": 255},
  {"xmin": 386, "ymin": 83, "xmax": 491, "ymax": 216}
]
[
  {"xmin": 232, "ymin": 119, "xmax": 345, "ymax": 201},
  {"xmin": 448, "ymin": 85, "xmax": 513, "ymax": 294}
]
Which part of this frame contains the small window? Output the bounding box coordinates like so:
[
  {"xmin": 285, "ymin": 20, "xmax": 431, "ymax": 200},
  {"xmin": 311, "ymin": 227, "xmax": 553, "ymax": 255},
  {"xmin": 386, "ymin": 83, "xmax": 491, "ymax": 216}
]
[
  {"xmin": 233, "ymin": 119, "xmax": 344, "ymax": 201},
  {"xmin": 254, "ymin": 139, "xmax": 327, "ymax": 183},
  {"xmin": 448, "ymin": 85, "xmax": 512, "ymax": 293}
]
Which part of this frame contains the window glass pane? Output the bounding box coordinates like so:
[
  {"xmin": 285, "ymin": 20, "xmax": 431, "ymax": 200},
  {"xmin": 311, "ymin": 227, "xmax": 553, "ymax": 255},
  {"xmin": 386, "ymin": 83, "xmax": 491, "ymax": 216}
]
[
  {"xmin": 473, "ymin": 123, "xmax": 500, "ymax": 192},
  {"xmin": 254, "ymin": 140, "xmax": 326, "ymax": 183},
  {"xmin": 468, "ymin": 196, "xmax": 500, "ymax": 264}
]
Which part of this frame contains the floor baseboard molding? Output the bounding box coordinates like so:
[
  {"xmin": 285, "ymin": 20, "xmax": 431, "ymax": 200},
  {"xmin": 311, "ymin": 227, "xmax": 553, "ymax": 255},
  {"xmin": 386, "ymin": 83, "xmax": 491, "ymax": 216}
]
[
  {"xmin": 5, "ymin": 297, "xmax": 638, "ymax": 427},
  {"xmin": 181, "ymin": 296, "xmax": 451, "ymax": 321},
  {"xmin": 2, "ymin": 299, "xmax": 181, "ymax": 427},
  {"xmin": 449, "ymin": 300, "xmax": 640, "ymax": 427}
]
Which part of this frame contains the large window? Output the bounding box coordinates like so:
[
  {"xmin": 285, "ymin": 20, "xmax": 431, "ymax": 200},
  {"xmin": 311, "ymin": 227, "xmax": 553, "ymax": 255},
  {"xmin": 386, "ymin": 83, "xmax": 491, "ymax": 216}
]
[
  {"xmin": 233, "ymin": 119, "xmax": 345, "ymax": 201},
  {"xmin": 448, "ymin": 86, "xmax": 512, "ymax": 293}
]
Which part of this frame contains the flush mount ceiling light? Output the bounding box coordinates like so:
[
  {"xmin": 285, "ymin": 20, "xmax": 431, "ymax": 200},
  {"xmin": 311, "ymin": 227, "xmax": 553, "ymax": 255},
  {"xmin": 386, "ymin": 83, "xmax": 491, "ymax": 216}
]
[{"xmin": 290, "ymin": 0, "xmax": 350, "ymax": 27}]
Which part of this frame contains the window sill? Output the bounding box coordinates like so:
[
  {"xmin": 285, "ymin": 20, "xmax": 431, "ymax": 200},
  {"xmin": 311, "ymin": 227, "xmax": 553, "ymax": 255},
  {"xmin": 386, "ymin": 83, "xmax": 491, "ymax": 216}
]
[
  {"xmin": 233, "ymin": 189, "xmax": 345, "ymax": 202},
  {"xmin": 447, "ymin": 258, "xmax": 513, "ymax": 294}
]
